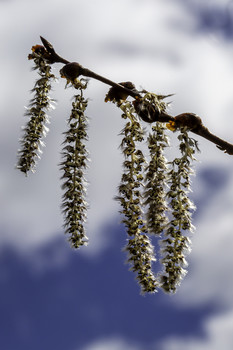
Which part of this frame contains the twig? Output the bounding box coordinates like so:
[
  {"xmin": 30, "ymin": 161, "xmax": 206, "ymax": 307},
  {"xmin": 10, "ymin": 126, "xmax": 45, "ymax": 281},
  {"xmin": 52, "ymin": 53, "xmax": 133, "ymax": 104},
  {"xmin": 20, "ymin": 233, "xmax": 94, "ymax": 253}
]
[
  {"xmin": 39, "ymin": 36, "xmax": 233, "ymax": 154},
  {"xmin": 40, "ymin": 36, "xmax": 141, "ymax": 99}
]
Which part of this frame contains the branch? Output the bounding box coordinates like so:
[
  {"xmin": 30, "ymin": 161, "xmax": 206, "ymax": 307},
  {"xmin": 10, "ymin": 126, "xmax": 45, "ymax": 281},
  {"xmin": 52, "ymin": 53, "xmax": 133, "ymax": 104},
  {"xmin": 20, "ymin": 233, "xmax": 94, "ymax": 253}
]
[
  {"xmin": 38, "ymin": 37, "xmax": 233, "ymax": 154},
  {"xmin": 168, "ymin": 113, "xmax": 233, "ymax": 155},
  {"xmin": 39, "ymin": 36, "xmax": 175, "ymax": 124},
  {"xmin": 40, "ymin": 36, "xmax": 141, "ymax": 99}
]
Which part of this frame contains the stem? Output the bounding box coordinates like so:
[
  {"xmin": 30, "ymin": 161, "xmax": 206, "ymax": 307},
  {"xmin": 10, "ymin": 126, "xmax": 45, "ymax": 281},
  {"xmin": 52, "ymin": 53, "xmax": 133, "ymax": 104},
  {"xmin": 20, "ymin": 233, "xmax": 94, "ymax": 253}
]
[
  {"xmin": 82, "ymin": 67, "xmax": 141, "ymax": 99},
  {"xmin": 40, "ymin": 36, "xmax": 141, "ymax": 99}
]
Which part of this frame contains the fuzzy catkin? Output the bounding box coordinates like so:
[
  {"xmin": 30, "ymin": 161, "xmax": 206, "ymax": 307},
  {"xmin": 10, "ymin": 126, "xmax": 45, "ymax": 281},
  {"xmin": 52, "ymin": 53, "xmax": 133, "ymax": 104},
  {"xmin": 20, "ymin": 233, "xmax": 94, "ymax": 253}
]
[
  {"xmin": 160, "ymin": 128, "xmax": 197, "ymax": 293},
  {"xmin": 17, "ymin": 54, "xmax": 55, "ymax": 174},
  {"xmin": 116, "ymin": 101, "xmax": 158, "ymax": 293},
  {"xmin": 144, "ymin": 122, "xmax": 169, "ymax": 235},
  {"xmin": 60, "ymin": 88, "xmax": 89, "ymax": 248}
]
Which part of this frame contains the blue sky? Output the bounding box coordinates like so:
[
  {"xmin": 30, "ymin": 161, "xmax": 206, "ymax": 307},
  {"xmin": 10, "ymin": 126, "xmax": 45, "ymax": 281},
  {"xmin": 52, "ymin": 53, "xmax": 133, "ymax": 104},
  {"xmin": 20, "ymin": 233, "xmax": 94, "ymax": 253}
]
[{"xmin": 1, "ymin": 0, "xmax": 233, "ymax": 349}]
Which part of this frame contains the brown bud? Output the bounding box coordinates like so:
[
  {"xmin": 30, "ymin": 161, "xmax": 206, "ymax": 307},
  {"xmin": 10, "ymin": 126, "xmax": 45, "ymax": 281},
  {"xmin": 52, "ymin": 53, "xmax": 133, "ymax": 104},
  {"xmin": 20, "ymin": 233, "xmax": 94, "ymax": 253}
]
[
  {"xmin": 105, "ymin": 81, "xmax": 137, "ymax": 102},
  {"xmin": 28, "ymin": 45, "xmax": 56, "ymax": 63},
  {"xmin": 174, "ymin": 113, "xmax": 203, "ymax": 131},
  {"xmin": 133, "ymin": 99, "xmax": 158, "ymax": 123},
  {"xmin": 133, "ymin": 99, "xmax": 172, "ymax": 123},
  {"xmin": 60, "ymin": 62, "xmax": 83, "ymax": 82}
]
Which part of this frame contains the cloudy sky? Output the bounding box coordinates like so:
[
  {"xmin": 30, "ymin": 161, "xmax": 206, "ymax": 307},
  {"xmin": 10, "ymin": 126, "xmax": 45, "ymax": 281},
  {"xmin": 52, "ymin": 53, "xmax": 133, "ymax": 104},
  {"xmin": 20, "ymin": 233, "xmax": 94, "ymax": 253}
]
[{"xmin": 1, "ymin": 0, "xmax": 233, "ymax": 349}]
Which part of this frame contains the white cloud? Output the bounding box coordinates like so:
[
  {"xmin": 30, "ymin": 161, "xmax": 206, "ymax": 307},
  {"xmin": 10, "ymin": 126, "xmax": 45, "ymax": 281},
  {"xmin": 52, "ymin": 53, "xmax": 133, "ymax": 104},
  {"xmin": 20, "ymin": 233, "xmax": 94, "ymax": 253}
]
[
  {"xmin": 160, "ymin": 310, "xmax": 233, "ymax": 350},
  {"xmin": 80, "ymin": 337, "xmax": 140, "ymax": 350}
]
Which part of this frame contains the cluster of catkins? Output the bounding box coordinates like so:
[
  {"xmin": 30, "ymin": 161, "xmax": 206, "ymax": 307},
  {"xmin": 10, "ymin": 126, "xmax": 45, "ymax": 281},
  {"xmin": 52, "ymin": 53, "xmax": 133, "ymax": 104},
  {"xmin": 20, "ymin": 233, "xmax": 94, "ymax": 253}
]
[{"xmin": 17, "ymin": 48, "xmax": 198, "ymax": 294}]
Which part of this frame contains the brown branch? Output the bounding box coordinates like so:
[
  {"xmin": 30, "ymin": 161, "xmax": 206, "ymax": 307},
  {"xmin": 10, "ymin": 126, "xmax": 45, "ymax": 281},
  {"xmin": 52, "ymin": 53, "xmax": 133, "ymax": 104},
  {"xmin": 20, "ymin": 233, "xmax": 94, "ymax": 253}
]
[
  {"xmin": 38, "ymin": 36, "xmax": 176, "ymax": 123},
  {"xmin": 172, "ymin": 113, "xmax": 233, "ymax": 155},
  {"xmin": 38, "ymin": 37, "xmax": 233, "ymax": 154},
  {"xmin": 39, "ymin": 36, "xmax": 141, "ymax": 99},
  {"xmin": 193, "ymin": 126, "xmax": 233, "ymax": 155}
]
